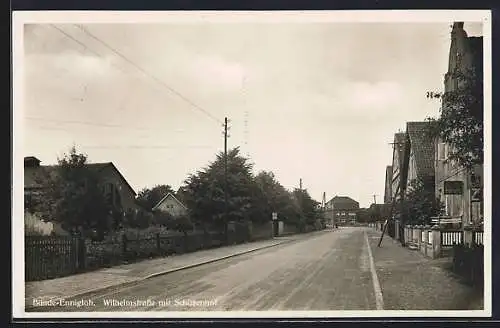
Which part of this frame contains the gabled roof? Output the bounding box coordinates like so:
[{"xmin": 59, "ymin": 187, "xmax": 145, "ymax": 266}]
[
  {"xmin": 152, "ymin": 192, "xmax": 188, "ymax": 212},
  {"xmin": 393, "ymin": 132, "xmax": 409, "ymax": 169},
  {"xmin": 406, "ymin": 121, "xmax": 435, "ymax": 179},
  {"xmin": 385, "ymin": 165, "xmax": 393, "ymax": 181},
  {"xmin": 24, "ymin": 160, "xmax": 136, "ymax": 196},
  {"xmin": 328, "ymin": 195, "xmax": 359, "ymax": 205},
  {"xmin": 91, "ymin": 162, "xmax": 137, "ymax": 196}
]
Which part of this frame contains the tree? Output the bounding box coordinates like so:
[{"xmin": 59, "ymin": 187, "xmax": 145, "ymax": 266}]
[
  {"xmin": 252, "ymin": 171, "xmax": 296, "ymax": 224},
  {"xmin": 136, "ymin": 184, "xmax": 175, "ymax": 211},
  {"xmin": 292, "ymin": 188, "xmax": 321, "ymax": 230},
  {"xmin": 33, "ymin": 146, "xmax": 116, "ymax": 236},
  {"xmin": 426, "ymin": 65, "xmax": 483, "ymax": 169},
  {"xmin": 399, "ymin": 178, "xmax": 444, "ymax": 226},
  {"xmin": 180, "ymin": 147, "xmax": 255, "ymax": 229},
  {"xmin": 123, "ymin": 208, "xmax": 153, "ymax": 230}
]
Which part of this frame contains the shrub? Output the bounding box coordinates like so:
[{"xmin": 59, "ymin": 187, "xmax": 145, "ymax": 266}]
[{"xmin": 25, "ymin": 211, "xmax": 54, "ymax": 236}]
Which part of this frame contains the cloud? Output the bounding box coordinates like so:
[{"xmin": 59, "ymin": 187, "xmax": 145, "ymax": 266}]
[
  {"xmin": 339, "ymin": 81, "xmax": 404, "ymax": 111},
  {"xmin": 188, "ymin": 54, "xmax": 248, "ymax": 90},
  {"xmin": 27, "ymin": 52, "xmax": 116, "ymax": 80}
]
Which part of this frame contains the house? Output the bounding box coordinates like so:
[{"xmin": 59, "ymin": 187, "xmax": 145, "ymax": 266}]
[
  {"xmin": 152, "ymin": 192, "xmax": 188, "ymax": 217},
  {"xmin": 434, "ymin": 22, "xmax": 484, "ymax": 227},
  {"xmin": 325, "ymin": 196, "xmax": 359, "ymax": 225},
  {"xmin": 383, "ymin": 165, "xmax": 393, "ymax": 204},
  {"xmin": 390, "ymin": 132, "xmax": 410, "ymax": 203},
  {"xmin": 406, "ymin": 121, "xmax": 436, "ymax": 191},
  {"xmin": 24, "ymin": 156, "xmax": 137, "ymax": 212}
]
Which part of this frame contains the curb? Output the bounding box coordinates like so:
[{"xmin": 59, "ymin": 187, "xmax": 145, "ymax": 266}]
[{"xmin": 25, "ymin": 237, "xmax": 299, "ymax": 311}]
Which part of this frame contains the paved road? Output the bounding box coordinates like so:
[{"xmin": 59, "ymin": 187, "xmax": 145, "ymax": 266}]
[{"xmin": 29, "ymin": 227, "xmax": 481, "ymax": 312}]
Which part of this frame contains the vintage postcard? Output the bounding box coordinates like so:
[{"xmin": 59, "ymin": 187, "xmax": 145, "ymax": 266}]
[{"xmin": 12, "ymin": 10, "xmax": 492, "ymax": 319}]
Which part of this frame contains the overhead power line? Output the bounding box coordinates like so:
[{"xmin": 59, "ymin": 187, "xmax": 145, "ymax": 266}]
[
  {"xmin": 81, "ymin": 145, "xmax": 213, "ymax": 150},
  {"xmin": 26, "ymin": 116, "xmax": 152, "ymax": 130},
  {"xmin": 73, "ymin": 24, "xmax": 223, "ymax": 124}
]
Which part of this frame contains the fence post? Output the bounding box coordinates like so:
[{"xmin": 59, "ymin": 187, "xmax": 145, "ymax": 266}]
[
  {"xmin": 420, "ymin": 226, "xmax": 427, "ymax": 255},
  {"xmin": 183, "ymin": 233, "xmax": 189, "ymax": 253},
  {"xmin": 404, "ymin": 225, "xmax": 409, "ymax": 246},
  {"xmin": 423, "ymin": 225, "xmax": 431, "ymax": 256},
  {"xmin": 415, "ymin": 225, "xmax": 422, "ymax": 251},
  {"xmin": 431, "ymin": 225, "xmax": 441, "ymax": 259},
  {"xmin": 122, "ymin": 234, "xmax": 128, "ymax": 260},
  {"xmin": 395, "ymin": 220, "xmax": 400, "ymax": 240},
  {"xmin": 463, "ymin": 225, "xmax": 473, "ymax": 247},
  {"xmin": 75, "ymin": 235, "xmax": 86, "ymax": 272}
]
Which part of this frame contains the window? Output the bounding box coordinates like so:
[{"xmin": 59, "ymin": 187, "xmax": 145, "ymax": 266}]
[{"xmin": 438, "ymin": 143, "xmax": 448, "ymax": 160}]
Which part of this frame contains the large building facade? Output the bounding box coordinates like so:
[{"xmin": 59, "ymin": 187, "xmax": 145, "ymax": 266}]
[
  {"xmin": 434, "ymin": 22, "xmax": 484, "ymax": 226},
  {"xmin": 325, "ymin": 196, "xmax": 360, "ymax": 225}
]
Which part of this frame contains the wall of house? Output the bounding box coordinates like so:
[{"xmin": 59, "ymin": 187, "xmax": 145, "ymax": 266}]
[
  {"xmin": 434, "ymin": 139, "xmax": 470, "ymax": 223},
  {"xmin": 433, "ymin": 24, "xmax": 483, "ymax": 226},
  {"xmin": 333, "ymin": 210, "xmax": 358, "ymax": 224},
  {"xmin": 406, "ymin": 148, "xmax": 418, "ymax": 187},
  {"xmin": 99, "ymin": 166, "xmax": 137, "ymax": 212},
  {"xmin": 155, "ymin": 196, "xmax": 188, "ymax": 217},
  {"xmin": 384, "ymin": 166, "xmax": 393, "ymax": 204},
  {"xmin": 391, "ymin": 148, "xmax": 401, "ymax": 200}
]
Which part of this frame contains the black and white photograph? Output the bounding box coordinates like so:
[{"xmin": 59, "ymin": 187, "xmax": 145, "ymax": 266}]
[{"xmin": 12, "ymin": 10, "xmax": 491, "ymax": 318}]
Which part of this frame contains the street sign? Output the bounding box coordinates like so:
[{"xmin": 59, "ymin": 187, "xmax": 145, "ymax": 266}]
[
  {"xmin": 272, "ymin": 212, "xmax": 278, "ymax": 221},
  {"xmin": 444, "ymin": 181, "xmax": 464, "ymax": 195}
]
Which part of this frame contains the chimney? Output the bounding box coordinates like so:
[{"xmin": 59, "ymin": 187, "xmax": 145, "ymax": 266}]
[{"xmin": 24, "ymin": 156, "xmax": 41, "ymax": 168}]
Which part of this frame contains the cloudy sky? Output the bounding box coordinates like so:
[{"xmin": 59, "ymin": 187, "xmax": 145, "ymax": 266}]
[{"xmin": 20, "ymin": 14, "xmax": 484, "ymax": 208}]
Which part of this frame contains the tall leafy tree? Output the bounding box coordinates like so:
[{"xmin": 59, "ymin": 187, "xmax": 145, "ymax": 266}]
[
  {"xmin": 427, "ymin": 66, "xmax": 483, "ymax": 169},
  {"xmin": 293, "ymin": 188, "xmax": 321, "ymax": 227},
  {"xmin": 136, "ymin": 184, "xmax": 175, "ymax": 211},
  {"xmin": 180, "ymin": 147, "xmax": 255, "ymax": 229},
  {"xmin": 252, "ymin": 171, "xmax": 296, "ymax": 223},
  {"xmin": 34, "ymin": 146, "xmax": 115, "ymax": 236}
]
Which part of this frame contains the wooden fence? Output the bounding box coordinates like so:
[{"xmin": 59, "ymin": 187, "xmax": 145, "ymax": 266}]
[
  {"xmin": 25, "ymin": 236, "xmax": 79, "ymax": 281},
  {"xmin": 25, "ymin": 220, "xmax": 298, "ymax": 282},
  {"xmin": 26, "ymin": 228, "xmax": 242, "ymax": 282}
]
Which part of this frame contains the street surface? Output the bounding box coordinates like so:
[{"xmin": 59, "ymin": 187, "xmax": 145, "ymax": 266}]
[{"xmin": 29, "ymin": 227, "xmax": 482, "ymax": 312}]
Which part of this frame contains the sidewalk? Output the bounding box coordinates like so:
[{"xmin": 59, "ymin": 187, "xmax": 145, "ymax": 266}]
[
  {"xmin": 366, "ymin": 229, "xmax": 484, "ymax": 311},
  {"xmin": 25, "ymin": 231, "xmax": 326, "ymax": 310}
]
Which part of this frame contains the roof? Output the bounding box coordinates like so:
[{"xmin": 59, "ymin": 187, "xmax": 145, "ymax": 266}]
[
  {"xmin": 385, "ymin": 165, "xmax": 393, "ymax": 181},
  {"xmin": 152, "ymin": 192, "xmax": 188, "ymax": 211},
  {"xmin": 328, "ymin": 196, "xmax": 359, "ymax": 205},
  {"xmin": 406, "ymin": 121, "xmax": 435, "ymax": 179},
  {"xmin": 24, "ymin": 161, "xmax": 136, "ymax": 195},
  {"xmin": 394, "ymin": 132, "xmax": 409, "ymax": 168}
]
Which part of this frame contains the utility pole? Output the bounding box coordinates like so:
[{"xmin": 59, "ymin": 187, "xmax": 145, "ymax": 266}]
[
  {"xmin": 373, "ymin": 194, "xmax": 378, "ymax": 205},
  {"xmin": 299, "ymin": 178, "xmax": 302, "ymax": 190},
  {"xmin": 223, "ymin": 117, "xmax": 230, "ymax": 245}
]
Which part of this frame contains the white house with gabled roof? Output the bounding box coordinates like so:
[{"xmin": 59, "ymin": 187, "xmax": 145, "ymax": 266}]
[{"xmin": 152, "ymin": 192, "xmax": 188, "ymax": 217}]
